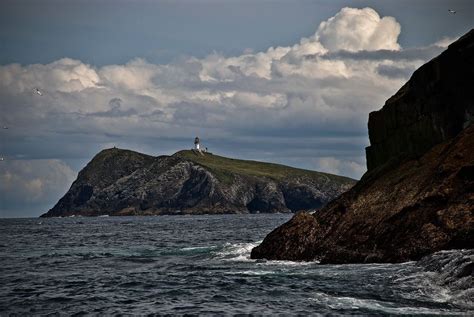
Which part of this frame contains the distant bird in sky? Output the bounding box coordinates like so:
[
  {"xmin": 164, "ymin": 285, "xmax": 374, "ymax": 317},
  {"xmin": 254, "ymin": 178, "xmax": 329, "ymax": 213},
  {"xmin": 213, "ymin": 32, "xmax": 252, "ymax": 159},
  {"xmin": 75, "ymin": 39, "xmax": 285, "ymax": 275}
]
[
  {"xmin": 34, "ymin": 88, "xmax": 43, "ymax": 96},
  {"xmin": 448, "ymin": 9, "xmax": 456, "ymax": 14}
]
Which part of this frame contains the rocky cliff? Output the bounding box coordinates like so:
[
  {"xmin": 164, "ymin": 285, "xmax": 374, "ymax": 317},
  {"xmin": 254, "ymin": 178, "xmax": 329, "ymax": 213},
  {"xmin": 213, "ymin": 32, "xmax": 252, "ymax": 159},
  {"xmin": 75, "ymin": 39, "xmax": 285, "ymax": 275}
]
[
  {"xmin": 366, "ymin": 29, "xmax": 474, "ymax": 171},
  {"xmin": 41, "ymin": 150, "xmax": 354, "ymax": 217},
  {"xmin": 251, "ymin": 29, "xmax": 474, "ymax": 263}
]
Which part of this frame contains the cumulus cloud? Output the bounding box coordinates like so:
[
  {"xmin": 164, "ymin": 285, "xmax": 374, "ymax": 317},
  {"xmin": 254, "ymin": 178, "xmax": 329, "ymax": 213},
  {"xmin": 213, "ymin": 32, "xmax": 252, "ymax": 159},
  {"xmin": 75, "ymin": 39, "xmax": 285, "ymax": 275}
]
[
  {"xmin": 0, "ymin": 7, "xmax": 452, "ymax": 216},
  {"xmin": 0, "ymin": 58, "xmax": 100, "ymax": 94},
  {"xmin": 315, "ymin": 7, "xmax": 401, "ymax": 52}
]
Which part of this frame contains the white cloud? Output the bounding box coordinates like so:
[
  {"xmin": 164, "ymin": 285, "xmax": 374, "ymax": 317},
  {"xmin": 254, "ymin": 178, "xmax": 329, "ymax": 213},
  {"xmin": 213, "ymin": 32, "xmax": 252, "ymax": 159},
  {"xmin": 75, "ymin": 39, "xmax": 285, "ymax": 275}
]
[
  {"xmin": 0, "ymin": 58, "xmax": 100, "ymax": 94},
  {"xmin": 100, "ymin": 58, "xmax": 160, "ymax": 90},
  {"xmin": 0, "ymin": 7, "xmax": 431, "ymax": 136},
  {"xmin": 315, "ymin": 7, "xmax": 401, "ymax": 52},
  {"xmin": 0, "ymin": 6, "xmax": 450, "ymax": 215}
]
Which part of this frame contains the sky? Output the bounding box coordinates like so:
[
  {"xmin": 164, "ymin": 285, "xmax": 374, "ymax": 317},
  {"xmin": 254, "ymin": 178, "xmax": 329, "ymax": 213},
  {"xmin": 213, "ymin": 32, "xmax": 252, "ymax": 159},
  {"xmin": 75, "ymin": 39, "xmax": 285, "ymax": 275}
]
[{"xmin": 1, "ymin": 0, "xmax": 473, "ymax": 218}]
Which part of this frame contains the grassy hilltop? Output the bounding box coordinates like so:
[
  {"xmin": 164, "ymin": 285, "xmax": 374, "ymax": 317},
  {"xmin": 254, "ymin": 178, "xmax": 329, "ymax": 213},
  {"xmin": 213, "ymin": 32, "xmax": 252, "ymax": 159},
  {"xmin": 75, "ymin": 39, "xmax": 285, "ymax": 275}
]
[{"xmin": 174, "ymin": 150, "xmax": 354, "ymax": 184}]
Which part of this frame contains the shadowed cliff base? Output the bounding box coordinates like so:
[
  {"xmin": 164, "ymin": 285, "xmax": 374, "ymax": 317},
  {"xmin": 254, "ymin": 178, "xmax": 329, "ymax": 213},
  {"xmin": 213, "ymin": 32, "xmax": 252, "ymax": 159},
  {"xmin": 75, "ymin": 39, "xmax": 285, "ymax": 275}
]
[{"xmin": 251, "ymin": 29, "xmax": 474, "ymax": 264}]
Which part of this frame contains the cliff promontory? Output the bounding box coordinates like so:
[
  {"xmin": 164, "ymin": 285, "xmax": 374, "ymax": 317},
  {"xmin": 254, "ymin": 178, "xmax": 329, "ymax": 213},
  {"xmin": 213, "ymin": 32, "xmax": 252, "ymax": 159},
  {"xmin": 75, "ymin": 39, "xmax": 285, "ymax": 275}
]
[
  {"xmin": 41, "ymin": 150, "xmax": 354, "ymax": 217},
  {"xmin": 251, "ymin": 29, "xmax": 474, "ymax": 263},
  {"xmin": 366, "ymin": 29, "xmax": 474, "ymax": 171}
]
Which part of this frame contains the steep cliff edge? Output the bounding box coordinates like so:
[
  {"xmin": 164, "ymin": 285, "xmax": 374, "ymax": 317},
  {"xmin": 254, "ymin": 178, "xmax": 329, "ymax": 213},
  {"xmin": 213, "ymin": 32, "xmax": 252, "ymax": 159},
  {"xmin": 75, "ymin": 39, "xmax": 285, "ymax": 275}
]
[
  {"xmin": 366, "ymin": 29, "xmax": 474, "ymax": 171},
  {"xmin": 41, "ymin": 150, "xmax": 354, "ymax": 217},
  {"xmin": 251, "ymin": 29, "xmax": 474, "ymax": 263}
]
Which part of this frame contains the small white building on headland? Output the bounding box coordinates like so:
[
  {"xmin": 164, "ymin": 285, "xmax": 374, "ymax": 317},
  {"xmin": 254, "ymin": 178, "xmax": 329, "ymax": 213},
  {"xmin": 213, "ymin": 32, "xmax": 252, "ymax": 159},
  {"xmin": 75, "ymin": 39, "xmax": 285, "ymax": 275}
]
[
  {"xmin": 194, "ymin": 137, "xmax": 201, "ymax": 150},
  {"xmin": 193, "ymin": 137, "xmax": 208, "ymax": 155}
]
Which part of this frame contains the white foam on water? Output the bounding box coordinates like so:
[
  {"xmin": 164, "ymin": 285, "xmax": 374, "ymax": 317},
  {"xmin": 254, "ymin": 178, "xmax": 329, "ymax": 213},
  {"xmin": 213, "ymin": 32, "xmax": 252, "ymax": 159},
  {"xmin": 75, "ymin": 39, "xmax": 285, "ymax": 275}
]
[
  {"xmin": 395, "ymin": 271, "xmax": 454, "ymax": 303},
  {"xmin": 257, "ymin": 260, "xmax": 319, "ymax": 267},
  {"xmin": 213, "ymin": 241, "xmax": 262, "ymax": 262},
  {"xmin": 226, "ymin": 270, "xmax": 279, "ymax": 276},
  {"xmin": 392, "ymin": 250, "xmax": 474, "ymax": 310},
  {"xmin": 308, "ymin": 291, "xmax": 461, "ymax": 315},
  {"xmin": 397, "ymin": 272, "xmax": 474, "ymax": 310},
  {"xmin": 213, "ymin": 241, "xmax": 321, "ymax": 266},
  {"xmin": 180, "ymin": 246, "xmax": 217, "ymax": 251}
]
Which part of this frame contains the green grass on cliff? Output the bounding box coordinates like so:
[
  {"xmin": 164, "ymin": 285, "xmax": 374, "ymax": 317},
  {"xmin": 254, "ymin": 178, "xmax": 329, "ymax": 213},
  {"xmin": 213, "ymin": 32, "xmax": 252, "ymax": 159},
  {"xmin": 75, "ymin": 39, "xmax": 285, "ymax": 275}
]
[
  {"xmin": 174, "ymin": 150, "xmax": 355, "ymax": 184},
  {"xmin": 80, "ymin": 147, "xmax": 155, "ymax": 187}
]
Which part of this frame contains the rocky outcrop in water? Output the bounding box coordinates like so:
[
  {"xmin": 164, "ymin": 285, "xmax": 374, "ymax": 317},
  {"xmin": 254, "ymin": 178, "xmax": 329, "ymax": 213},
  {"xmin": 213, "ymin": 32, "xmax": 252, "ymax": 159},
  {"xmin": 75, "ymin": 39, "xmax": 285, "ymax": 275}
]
[
  {"xmin": 41, "ymin": 150, "xmax": 354, "ymax": 217},
  {"xmin": 251, "ymin": 29, "xmax": 474, "ymax": 263}
]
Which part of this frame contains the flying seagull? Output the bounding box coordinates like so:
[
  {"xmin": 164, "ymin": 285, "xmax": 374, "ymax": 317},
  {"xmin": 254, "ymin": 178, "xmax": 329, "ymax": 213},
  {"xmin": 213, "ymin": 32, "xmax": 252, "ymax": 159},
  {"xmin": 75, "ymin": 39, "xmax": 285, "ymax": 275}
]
[
  {"xmin": 34, "ymin": 88, "xmax": 43, "ymax": 96},
  {"xmin": 448, "ymin": 9, "xmax": 456, "ymax": 14}
]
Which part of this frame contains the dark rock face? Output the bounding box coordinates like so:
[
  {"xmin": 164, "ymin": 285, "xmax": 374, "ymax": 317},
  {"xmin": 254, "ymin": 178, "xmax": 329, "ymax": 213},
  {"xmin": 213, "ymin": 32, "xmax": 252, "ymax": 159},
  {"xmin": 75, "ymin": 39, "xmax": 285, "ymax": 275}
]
[
  {"xmin": 250, "ymin": 212, "xmax": 320, "ymax": 260},
  {"xmin": 42, "ymin": 150, "xmax": 354, "ymax": 217},
  {"xmin": 366, "ymin": 30, "xmax": 474, "ymax": 171},
  {"xmin": 251, "ymin": 29, "xmax": 474, "ymax": 263}
]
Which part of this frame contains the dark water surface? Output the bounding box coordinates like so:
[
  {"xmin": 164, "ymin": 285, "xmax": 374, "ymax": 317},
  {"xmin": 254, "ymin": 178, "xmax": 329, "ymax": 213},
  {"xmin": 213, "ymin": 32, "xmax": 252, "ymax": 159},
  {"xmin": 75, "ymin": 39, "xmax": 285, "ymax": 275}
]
[{"xmin": 0, "ymin": 214, "xmax": 472, "ymax": 315}]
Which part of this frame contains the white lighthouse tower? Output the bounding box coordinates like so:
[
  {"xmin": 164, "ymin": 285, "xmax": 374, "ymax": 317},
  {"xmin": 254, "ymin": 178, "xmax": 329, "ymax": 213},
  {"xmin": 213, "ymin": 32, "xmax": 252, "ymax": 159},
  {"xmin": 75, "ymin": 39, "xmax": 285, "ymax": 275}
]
[{"xmin": 194, "ymin": 137, "xmax": 201, "ymax": 150}]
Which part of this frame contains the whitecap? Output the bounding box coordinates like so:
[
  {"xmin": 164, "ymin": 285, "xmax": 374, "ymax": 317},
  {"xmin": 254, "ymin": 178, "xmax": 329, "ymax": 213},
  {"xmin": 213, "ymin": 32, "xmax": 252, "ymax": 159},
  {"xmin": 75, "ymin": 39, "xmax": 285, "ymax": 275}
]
[
  {"xmin": 257, "ymin": 260, "xmax": 319, "ymax": 266},
  {"xmin": 393, "ymin": 249, "xmax": 474, "ymax": 309},
  {"xmin": 225, "ymin": 270, "xmax": 278, "ymax": 276},
  {"xmin": 180, "ymin": 246, "xmax": 217, "ymax": 252},
  {"xmin": 308, "ymin": 291, "xmax": 461, "ymax": 315},
  {"xmin": 213, "ymin": 241, "xmax": 262, "ymax": 262}
]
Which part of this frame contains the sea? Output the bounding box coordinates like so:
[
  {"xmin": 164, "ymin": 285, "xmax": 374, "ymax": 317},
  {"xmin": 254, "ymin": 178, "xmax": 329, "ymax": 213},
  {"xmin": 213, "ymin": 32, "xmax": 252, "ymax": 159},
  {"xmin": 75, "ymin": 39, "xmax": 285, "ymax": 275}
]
[{"xmin": 0, "ymin": 214, "xmax": 472, "ymax": 315}]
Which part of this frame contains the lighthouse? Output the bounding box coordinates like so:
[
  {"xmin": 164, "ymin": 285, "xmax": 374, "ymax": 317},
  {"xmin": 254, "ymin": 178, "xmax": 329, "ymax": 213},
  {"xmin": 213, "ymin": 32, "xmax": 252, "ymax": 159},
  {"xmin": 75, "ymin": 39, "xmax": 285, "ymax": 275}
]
[{"xmin": 194, "ymin": 137, "xmax": 200, "ymax": 150}]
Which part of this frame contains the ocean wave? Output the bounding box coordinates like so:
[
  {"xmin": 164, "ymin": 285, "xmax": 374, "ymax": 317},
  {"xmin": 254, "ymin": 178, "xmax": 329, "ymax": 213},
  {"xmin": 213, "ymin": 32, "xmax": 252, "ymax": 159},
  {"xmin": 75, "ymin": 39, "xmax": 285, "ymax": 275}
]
[
  {"xmin": 308, "ymin": 291, "xmax": 461, "ymax": 315},
  {"xmin": 225, "ymin": 270, "xmax": 279, "ymax": 276},
  {"xmin": 213, "ymin": 241, "xmax": 262, "ymax": 261},
  {"xmin": 212, "ymin": 241, "xmax": 320, "ymax": 266},
  {"xmin": 168, "ymin": 245, "xmax": 219, "ymax": 256},
  {"xmin": 257, "ymin": 259, "xmax": 319, "ymax": 266},
  {"xmin": 393, "ymin": 249, "xmax": 474, "ymax": 310},
  {"xmin": 2, "ymin": 215, "xmax": 471, "ymax": 315},
  {"xmin": 180, "ymin": 246, "xmax": 217, "ymax": 252}
]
